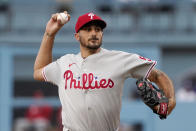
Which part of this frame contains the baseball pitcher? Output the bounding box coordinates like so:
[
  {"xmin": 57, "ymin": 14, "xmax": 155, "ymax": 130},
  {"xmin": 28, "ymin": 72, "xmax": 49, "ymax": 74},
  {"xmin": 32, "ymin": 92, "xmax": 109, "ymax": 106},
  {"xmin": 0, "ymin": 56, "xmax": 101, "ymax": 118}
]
[{"xmin": 34, "ymin": 11, "xmax": 176, "ymax": 131}]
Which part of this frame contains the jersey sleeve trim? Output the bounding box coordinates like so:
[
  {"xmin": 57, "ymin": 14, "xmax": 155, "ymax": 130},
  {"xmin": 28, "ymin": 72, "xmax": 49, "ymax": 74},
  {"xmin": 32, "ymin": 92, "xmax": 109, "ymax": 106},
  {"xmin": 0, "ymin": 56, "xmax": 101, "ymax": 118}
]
[
  {"xmin": 145, "ymin": 61, "xmax": 157, "ymax": 78},
  {"xmin": 42, "ymin": 67, "xmax": 48, "ymax": 81}
]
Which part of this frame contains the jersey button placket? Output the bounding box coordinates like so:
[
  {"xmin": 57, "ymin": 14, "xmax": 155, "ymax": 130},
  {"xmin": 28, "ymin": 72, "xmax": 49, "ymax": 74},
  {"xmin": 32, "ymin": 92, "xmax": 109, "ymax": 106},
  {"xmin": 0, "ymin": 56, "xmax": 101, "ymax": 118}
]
[
  {"xmin": 82, "ymin": 59, "xmax": 91, "ymax": 93},
  {"xmin": 82, "ymin": 60, "xmax": 91, "ymax": 97},
  {"xmin": 82, "ymin": 59, "xmax": 87, "ymax": 73},
  {"xmin": 88, "ymin": 107, "xmax": 91, "ymax": 111}
]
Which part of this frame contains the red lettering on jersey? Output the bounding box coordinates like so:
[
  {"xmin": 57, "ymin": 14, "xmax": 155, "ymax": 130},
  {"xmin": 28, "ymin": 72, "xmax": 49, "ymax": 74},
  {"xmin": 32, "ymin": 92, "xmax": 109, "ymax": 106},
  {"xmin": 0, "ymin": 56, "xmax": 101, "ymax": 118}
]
[
  {"xmin": 100, "ymin": 79, "xmax": 107, "ymax": 88},
  {"xmin": 108, "ymin": 79, "xmax": 114, "ymax": 88},
  {"xmin": 64, "ymin": 70, "xmax": 114, "ymax": 89},
  {"xmin": 88, "ymin": 73, "xmax": 95, "ymax": 89},
  {"xmin": 69, "ymin": 63, "xmax": 76, "ymax": 68},
  {"xmin": 82, "ymin": 73, "xmax": 88, "ymax": 89},
  {"xmin": 139, "ymin": 56, "xmax": 152, "ymax": 62}
]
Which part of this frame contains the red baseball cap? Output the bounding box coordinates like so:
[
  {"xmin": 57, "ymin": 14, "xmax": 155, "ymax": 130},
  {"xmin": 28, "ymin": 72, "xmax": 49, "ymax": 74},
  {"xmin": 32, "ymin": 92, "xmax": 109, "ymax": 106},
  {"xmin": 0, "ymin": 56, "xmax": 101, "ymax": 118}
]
[{"xmin": 75, "ymin": 12, "xmax": 107, "ymax": 33}]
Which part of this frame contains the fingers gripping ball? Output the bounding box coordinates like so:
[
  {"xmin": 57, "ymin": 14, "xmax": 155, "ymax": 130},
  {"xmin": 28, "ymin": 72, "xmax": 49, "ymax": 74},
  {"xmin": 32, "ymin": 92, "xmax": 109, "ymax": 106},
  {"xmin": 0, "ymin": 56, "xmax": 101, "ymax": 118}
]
[
  {"xmin": 136, "ymin": 78, "xmax": 169, "ymax": 119},
  {"xmin": 57, "ymin": 13, "xmax": 69, "ymax": 24}
]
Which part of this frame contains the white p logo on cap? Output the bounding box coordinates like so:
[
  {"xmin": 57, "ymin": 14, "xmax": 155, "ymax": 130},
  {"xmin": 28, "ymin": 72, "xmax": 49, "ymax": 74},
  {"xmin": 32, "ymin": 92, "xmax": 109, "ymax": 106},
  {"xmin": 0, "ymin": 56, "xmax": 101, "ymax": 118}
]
[{"xmin": 88, "ymin": 13, "xmax": 95, "ymax": 19}]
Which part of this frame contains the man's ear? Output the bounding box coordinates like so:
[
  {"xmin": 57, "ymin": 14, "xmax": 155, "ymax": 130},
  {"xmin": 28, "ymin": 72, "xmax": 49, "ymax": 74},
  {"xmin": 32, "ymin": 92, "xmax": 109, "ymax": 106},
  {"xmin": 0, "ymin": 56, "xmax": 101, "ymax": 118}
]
[{"xmin": 74, "ymin": 33, "xmax": 80, "ymax": 41}]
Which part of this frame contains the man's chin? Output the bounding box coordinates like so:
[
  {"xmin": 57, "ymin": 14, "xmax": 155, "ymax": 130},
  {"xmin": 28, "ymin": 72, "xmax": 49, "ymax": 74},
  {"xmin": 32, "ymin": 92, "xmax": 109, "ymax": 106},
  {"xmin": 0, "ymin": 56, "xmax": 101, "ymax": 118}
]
[
  {"xmin": 86, "ymin": 42, "xmax": 102, "ymax": 50},
  {"xmin": 80, "ymin": 41, "xmax": 102, "ymax": 50},
  {"xmin": 86, "ymin": 45, "xmax": 101, "ymax": 50}
]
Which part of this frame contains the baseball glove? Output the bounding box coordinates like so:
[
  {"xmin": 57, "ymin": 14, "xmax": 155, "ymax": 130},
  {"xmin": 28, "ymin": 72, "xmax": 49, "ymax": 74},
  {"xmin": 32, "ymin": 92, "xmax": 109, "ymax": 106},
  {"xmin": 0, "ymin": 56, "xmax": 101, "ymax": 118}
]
[{"xmin": 136, "ymin": 78, "xmax": 169, "ymax": 119}]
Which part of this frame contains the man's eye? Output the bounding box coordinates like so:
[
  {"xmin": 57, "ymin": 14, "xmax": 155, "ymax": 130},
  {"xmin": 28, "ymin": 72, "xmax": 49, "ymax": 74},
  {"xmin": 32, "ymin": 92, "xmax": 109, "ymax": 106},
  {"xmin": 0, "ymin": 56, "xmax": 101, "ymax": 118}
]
[{"xmin": 95, "ymin": 28, "xmax": 101, "ymax": 32}]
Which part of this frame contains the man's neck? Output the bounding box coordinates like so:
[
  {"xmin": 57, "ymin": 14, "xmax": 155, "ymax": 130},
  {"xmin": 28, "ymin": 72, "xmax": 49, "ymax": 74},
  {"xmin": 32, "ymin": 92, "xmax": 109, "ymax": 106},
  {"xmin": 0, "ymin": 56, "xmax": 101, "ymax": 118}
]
[{"xmin": 80, "ymin": 46, "xmax": 101, "ymax": 59}]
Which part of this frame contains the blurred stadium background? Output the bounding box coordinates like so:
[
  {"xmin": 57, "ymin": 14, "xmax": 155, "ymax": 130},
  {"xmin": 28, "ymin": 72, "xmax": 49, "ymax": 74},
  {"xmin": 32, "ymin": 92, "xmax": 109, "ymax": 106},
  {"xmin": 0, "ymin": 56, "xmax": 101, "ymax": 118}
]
[{"xmin": 0, "ymin": 0, "xmax": 196, "ymax": 131}]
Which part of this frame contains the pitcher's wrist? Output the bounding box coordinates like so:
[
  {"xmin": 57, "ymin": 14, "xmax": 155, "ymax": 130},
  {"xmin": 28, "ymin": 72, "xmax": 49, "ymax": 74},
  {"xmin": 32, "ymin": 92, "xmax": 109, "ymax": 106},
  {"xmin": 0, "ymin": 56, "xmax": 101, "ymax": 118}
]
[{"xmin": 45, "ymin": 32, "xmax": 56, "ymax": 38}]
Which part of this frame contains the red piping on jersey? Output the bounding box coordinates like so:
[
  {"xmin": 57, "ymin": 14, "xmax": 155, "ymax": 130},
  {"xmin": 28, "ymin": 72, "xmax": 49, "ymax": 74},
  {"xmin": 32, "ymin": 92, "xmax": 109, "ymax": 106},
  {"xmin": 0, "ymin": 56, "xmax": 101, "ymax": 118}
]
[
  {"xmin": 145, "ymin": 61, "xmax": 157, "ymax": 78},
  {"xmin": 42, "ymin": 68, "xmax": 48, "ymax": 81}
]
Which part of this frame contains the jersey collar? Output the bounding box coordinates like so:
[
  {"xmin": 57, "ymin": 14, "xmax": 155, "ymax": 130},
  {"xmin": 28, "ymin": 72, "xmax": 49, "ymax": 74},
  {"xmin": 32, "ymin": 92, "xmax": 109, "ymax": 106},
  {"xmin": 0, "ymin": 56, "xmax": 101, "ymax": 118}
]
[{"xmin": 76, "ymin": 48, "xmax": 105, "ymax": 61}]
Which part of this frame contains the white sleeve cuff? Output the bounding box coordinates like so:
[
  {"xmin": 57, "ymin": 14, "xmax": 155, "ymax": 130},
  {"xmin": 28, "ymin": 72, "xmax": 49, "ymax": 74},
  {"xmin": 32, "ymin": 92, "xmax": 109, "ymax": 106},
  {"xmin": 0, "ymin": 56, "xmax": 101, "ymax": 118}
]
[
  {"xmin": 144, "ymin": 61, "xmax": 157, "ymax": 78},
  {"xmin": 42, "ymin": 67, "xmax": 48, "ymax": 81}
]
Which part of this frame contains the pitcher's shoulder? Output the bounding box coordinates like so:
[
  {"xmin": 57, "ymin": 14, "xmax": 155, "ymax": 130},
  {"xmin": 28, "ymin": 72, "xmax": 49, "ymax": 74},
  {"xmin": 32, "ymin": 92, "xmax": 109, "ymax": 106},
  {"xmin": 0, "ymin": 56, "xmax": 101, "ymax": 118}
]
[
  {"xmin": 56, "ymin": 54, "xmax": 76, "ymax": 62},
  {"xmin": 102, "ymin": 48, "xmax": 135, "ymax": 56}
]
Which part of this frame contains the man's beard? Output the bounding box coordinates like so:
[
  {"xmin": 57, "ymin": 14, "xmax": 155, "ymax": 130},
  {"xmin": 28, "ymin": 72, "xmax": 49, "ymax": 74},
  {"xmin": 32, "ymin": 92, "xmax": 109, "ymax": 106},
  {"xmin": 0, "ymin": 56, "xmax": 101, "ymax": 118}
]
[{"xmin": 79, "ymin": 36, "xmax": 102, "ymax": 50}]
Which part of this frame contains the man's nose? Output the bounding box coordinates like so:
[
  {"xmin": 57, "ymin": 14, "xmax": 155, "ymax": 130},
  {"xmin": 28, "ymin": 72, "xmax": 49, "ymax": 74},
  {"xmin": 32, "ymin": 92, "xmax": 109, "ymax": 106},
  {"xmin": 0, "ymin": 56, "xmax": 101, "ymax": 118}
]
[{"xmin": 90, "ymin": 29, "xmax": 97, "ymax": 35}]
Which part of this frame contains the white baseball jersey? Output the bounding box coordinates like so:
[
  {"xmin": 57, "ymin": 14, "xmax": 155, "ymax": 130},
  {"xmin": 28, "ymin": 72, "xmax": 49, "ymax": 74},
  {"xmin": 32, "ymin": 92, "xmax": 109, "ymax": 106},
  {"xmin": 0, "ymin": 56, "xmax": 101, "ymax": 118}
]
[{"xmin": 42, "ymin": 48, "xmax": 156, "ymax": 131}]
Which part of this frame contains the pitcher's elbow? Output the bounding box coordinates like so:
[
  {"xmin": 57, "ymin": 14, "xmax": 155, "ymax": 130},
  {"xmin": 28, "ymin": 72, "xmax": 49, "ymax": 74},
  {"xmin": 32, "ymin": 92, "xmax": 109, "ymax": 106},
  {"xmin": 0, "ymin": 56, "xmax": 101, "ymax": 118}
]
[
  {"xmin": 33, "ymin": 69, "xmax": 44, "ymax": 81},
  {"xmin": 33, "ymin": 71, "xmax": 38, "ymax": 80}
]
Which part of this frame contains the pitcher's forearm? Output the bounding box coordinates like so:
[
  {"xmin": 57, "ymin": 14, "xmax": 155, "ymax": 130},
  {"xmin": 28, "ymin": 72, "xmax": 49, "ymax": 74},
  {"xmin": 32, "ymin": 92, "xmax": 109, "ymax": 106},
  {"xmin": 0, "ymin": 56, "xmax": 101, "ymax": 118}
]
[
  {"xmin": 34, "ymin": 32, "xmax": 55, "ymax": 71},
  {"xmin": 154, "ymin": 71, "xmax": 176, "ymax": 114},
  {"xmin": 148, "ymin": 69, "xmax": 176, "ymax": 115}
]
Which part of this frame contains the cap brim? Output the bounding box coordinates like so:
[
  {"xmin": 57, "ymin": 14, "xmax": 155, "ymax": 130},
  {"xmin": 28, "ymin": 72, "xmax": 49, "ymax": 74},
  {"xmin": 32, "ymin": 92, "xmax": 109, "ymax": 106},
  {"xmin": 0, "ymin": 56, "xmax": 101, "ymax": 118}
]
[{"xmin": 79, "ymin": 20, "xmax": 106, "ymax": 32}]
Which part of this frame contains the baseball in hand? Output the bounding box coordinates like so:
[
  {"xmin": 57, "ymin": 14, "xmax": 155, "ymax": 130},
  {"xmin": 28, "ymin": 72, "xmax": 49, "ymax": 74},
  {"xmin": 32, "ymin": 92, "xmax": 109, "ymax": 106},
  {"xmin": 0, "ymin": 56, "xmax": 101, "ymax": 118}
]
[{"xmin": 57, "ymin": 13, "xmax": 69, "ymax": 24}]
